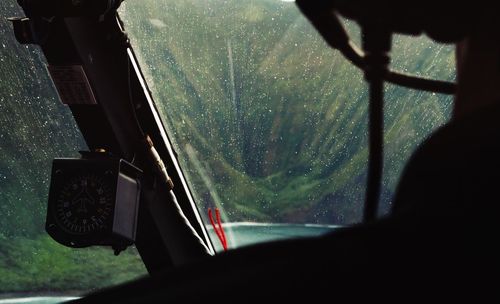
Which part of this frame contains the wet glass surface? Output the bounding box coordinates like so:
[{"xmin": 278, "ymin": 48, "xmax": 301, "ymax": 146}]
[
  {"xmin": 119, "ymin": 0, "xmax": 455, "ymax": 249},
  {"xmin": 0, "ymin": 1, "xmax": 147, "ymax": 295}
]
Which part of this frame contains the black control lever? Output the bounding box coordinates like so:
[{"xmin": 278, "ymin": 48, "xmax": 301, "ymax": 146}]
[
  {"xmin": 296, "ymin": 1, "xmax": 458, "ymax": 222},
  {"xmin": 295, "ymin": 0, "xmax": 456, "ymax": 95}
]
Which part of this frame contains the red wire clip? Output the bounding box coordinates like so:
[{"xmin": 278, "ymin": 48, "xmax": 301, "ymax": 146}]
[{"xmin": 208, "ymin": 208, "xmax": 228, "ymax": 251}]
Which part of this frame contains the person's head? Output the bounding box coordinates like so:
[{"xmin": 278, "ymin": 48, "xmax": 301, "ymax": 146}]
[{"xmin": 454, "ymin": 12, "xmax": 500, "ymax": 118}]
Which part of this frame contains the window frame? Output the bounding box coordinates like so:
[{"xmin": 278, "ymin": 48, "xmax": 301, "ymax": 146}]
[{"xmin": 13, "ymin": 1, "xmax": 216, "ymax": 274}]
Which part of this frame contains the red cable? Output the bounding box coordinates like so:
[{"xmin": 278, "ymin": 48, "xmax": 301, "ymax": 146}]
[
  {"xmin": 208, "ymin": 208, "xmax": 227, "ymax": 251},
  {"xmin": 215, "ymin": 208, "xmax": 228, "ymax": 249},
  {"xmin": 208, "ymin": 208, "xmax": 222, "ymax": 241}
]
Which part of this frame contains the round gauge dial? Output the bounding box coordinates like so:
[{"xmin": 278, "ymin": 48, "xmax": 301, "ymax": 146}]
[{"xmin": 55, "ymin": 174, "xmax": 113, "ymax": 235}]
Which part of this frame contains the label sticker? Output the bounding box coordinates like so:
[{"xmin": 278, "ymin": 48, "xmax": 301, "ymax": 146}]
[{"xmin": 48, "ymin": 65, "xmax": 97, "ymax": 105}]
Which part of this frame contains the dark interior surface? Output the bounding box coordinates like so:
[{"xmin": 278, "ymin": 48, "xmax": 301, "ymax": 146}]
[{"xmin": 75, "ymin": 103, "xmax": 500, "ymax": 302}]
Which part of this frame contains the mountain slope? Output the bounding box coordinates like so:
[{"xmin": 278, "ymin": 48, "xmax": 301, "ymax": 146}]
[{"xmin": 120, "ymin": 0, "xmax": 454, "ymax": 224}]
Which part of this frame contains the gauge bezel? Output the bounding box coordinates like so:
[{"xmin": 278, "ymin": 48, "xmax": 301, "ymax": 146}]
[{"xmin": 52, "ymin": 170, "xmax": 116, "ymax": 236}]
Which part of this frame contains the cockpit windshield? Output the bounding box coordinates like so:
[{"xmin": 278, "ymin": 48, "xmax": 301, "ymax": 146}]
[
  {"xmin": 118, "ymin": 0, "xmax": 455, "ymax": 250},
  {"xmin": 0, "ymin": 0, "xmax": 458, "ymax": 300}
]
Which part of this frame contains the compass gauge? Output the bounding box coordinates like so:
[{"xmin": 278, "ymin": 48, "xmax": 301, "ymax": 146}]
[
  {"xmin": 55, "ymin": 174, "xmax": 113, "ymax": 235},
  {"xmin": 46, "ymin": 155, "xmax": 141, "ymax": 251}
]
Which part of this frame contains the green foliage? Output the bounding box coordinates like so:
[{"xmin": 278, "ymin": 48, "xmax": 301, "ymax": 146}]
[{"xmin": 0, "ymin": 234, "xmax": 146, "ymax": 293}]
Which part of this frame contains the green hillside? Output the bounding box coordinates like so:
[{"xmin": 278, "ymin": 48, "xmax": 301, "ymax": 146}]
[
  {"xmin": 119, "ymin": 0, "xmax": 454, "ymax": 224},
  {"xmin": 0, "ymin": 0, "xmax": 454, "ymax": 294}
]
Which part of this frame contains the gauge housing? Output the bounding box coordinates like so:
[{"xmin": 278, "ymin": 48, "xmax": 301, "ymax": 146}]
[{"xmin": 46, "ymin": 153, "xmax": 142, "ymax": 252}]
